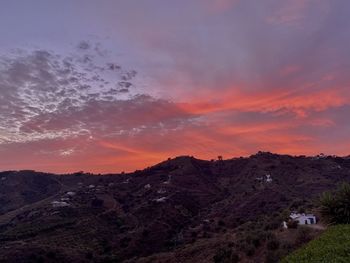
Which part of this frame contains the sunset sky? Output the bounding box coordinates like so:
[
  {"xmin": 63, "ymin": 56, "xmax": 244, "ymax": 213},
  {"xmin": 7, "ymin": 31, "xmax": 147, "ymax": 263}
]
[{"xmin": 0, "ymin": 0, "xmax": 350, "ymax": 173}]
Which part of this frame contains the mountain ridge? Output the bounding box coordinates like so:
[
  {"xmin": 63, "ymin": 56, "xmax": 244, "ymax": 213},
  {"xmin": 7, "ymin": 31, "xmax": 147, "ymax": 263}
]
[{"xmin": 1, "ymin": 152, "xmax": 350, "ymax": 262}]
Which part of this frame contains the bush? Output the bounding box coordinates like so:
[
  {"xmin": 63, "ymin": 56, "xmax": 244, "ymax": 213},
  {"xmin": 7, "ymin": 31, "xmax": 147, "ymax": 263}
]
[
  {"xmin": 244, "ymin": 244, "xmax": 255, "ymax": 256},
  {"xmin": 267, "ymin": 239, "xmax": 280, "ymax": 251},
  {"xmin": 265, "ymin": 251, "xmax": 280, "ymax": 263},
  {"xmin": 85, "ymin": 251, "xmax": 94, "ymax": 260},
  {"xmin": 213, "ymin": 248, "xmax": 239, "ymax": 263},
  {"xmin": 266, "ymin": 249, "xmax": 286, "ymax": 263},
  {"xmin": 295, "ymin": 226, "xmax": 311, "ymax": 245},
  {"xmin": 286, "ymin": 220, "xmax": 298, "ymax": 229},
  {"xmin": 218, "ymin": 220, "xmax": 225, "ymax": 227},
  {"xmin": 46, "ymin": 251, "xmax": 56, "ymax": 259},
  {"xmin": 91, "ymin": 198, "xmax": 104, "ymax": 208},
  {"xmin": 267, "ymin": 237, "xmax": 280, "ymax": 251},
  {"xmin": 319, "ymin": 183, "xmax": 350, "ymax": 224}
]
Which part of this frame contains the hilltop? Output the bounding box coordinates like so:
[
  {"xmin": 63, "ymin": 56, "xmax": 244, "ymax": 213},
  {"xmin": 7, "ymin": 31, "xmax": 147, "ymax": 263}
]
[{"xmin": 1, "ymin": 152, "xmax": 350, "ymax": 262}]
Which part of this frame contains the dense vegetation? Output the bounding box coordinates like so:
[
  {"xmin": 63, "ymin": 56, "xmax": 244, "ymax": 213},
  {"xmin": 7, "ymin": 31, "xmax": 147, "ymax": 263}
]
[
  {"xmin": 1, "ymin": 153, "xmax": 350, "ymax": 262},
  {"xmin": 319, "ymin": 182, "xmax": 350, "ymax": 224},
  {"xmin": 282, "ymin": 225, "xmax": 350, "ymax": 263}
]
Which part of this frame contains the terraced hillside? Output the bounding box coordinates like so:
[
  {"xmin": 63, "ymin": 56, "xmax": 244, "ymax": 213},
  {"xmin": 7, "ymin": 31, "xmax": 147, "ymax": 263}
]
[{"xmin": 1, "ymin": 153, "xmax": 350, "ymax": 262}]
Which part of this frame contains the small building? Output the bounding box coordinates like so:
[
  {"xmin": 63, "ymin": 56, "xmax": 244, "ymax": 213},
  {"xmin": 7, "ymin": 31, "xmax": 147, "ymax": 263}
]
[
  {"xmin": 290, "ymin": 212, "xmax": 316, "ymax": 225},
  {"xmin": 51, "ymin": 201, "xmax": 70, "ymax": 208},
  {"xmin": 153, "ymin": 197, "xmax": 167, "ymax": 203},
  {"xmin": 157, "ymin": 188, "xmax": 166, "ymax": 194},
  {"xmin": 266, "ymin": 174, "xmax": 272, "ymax": 183}
]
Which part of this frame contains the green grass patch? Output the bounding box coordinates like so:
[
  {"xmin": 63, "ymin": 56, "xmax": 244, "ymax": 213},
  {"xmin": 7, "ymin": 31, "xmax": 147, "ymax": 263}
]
[{"xmin": 282, "ymin": 225, "xmax": 350, "ymax": 263}]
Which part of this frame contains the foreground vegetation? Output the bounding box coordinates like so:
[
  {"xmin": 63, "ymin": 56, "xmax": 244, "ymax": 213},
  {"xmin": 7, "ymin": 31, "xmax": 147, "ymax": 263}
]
[
  {"xmin": 282, "ymin": 225, "xmax": 350, "ymax": 262},
  {"xmin": 319, "ymin": 182, "xmax": 350, "ymax": 224}
]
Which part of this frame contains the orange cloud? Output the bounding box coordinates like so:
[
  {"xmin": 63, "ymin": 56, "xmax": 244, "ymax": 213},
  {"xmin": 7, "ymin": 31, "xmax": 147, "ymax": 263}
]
[{"xmin": 179, "ymin": 87, "xmax": 348, "ymax": 117}]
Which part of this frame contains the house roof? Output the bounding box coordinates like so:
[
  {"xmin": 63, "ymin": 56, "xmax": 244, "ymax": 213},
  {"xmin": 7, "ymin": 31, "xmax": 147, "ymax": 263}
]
[{"xmin": 290, "ymin": 213, "xmax": 315, "ymax": 219}]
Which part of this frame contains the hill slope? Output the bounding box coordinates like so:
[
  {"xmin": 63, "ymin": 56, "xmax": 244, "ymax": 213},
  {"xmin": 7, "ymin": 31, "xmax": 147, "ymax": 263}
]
[
  {"xmin": 1, "ymin": 153, "xmax": 350, "ymax": 262},
  {"xmin": 282, "ymin": 225, "xmax": 350, "ymax": 263}
]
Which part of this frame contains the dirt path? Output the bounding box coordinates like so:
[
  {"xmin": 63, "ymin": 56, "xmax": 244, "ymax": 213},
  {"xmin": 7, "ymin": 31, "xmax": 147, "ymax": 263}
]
[{"xmin": 305, "ymin": 223, "xmax": 327, "ymax": 230}]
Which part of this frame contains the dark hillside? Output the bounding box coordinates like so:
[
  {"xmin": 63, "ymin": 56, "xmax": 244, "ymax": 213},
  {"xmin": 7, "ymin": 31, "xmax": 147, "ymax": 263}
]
[{"xmin": 1, "ymin": 153, "xmax": 350, "ymax": 262}]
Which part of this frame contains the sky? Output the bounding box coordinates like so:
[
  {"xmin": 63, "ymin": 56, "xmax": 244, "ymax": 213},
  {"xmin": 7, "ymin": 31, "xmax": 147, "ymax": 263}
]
[{"xmin": 0, "ymin": 0, "xmax": 350, "ymax": 173}]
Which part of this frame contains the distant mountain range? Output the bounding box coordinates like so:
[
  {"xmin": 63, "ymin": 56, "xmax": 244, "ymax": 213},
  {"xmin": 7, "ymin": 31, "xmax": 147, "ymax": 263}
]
[{"xmin": 1, "ymin": 152, "xmax": 350, "ymax": 262}]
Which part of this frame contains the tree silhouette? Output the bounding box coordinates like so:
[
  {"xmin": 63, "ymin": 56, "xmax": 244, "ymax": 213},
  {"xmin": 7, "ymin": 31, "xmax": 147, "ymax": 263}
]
[{"xmin": 319, "ymin": 182, "xmax": 350, "ymax": 224}]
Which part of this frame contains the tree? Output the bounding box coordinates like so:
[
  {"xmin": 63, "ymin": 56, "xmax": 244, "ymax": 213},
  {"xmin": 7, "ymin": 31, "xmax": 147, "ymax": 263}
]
[{"xmin": 319, "ymin": 182, "xmax": 350, "ymax": 224}]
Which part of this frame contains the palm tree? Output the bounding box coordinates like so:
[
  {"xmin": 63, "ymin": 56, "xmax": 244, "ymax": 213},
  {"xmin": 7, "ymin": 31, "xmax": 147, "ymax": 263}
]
[{"xmin": 319, "ymin": 183, "xmax": 350, "ymax": 224}]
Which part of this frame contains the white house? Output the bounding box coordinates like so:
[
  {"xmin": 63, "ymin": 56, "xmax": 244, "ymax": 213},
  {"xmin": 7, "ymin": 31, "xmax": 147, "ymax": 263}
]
[
  {"xmin": 290, "ymin": 212, "xmax": 316, "ymax": 225},
  {"xmin": 266, "ymin": 174, "xmax": 273, "ymax": 183},
  {"xmin": 51, "ymin": 201, "xmax": 70, "ymax": 208},
  {"xmin": 153, "ymin": 197, "xmax": 167, "ymax": 203}
]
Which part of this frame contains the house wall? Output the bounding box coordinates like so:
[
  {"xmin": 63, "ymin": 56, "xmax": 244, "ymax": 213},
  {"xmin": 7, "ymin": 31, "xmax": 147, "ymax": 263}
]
[{"xmin": 296, "ymin": 215, "xmax": 316, "ymax": 225}]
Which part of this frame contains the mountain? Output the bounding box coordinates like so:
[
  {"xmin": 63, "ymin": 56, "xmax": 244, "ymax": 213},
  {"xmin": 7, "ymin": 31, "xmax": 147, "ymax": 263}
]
[{"xmin": 1, "ymin": 152, "xmax": 350, "ymax": 262}]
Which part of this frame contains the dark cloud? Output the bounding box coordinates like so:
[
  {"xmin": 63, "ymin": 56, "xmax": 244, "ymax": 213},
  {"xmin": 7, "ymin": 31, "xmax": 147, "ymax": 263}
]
[
  {"xmin": 77, "ymin": 41, "xmax": 91, "ymax": 50},
  {"xmin": 0, "ymin": 44, "xmax": 195, "ymax": 146}
]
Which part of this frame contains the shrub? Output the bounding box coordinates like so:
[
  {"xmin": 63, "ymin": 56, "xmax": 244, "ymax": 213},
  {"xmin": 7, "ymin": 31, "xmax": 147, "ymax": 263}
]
[
  {"xmin": 295, "ymin": 226, "xmax": 311, "ymax": 245},
  {"xmin": 85, "ymin": 251, "xmax": 94, "ymax": 260},
  {"xmin": 286, "ymin": 220, "xmax": 298, "ymax": 229},
  {"xmin": 267, "ymin": 235, "xmax": 280, "ymax": 253},
  {"xmin": 265, "ymin": 251, "xmax": 280, "ymax": 263},
  {"xmin": 266, "ymin": 249, "xmax": 286, "ymax": 263},
  {"xmin": 267, "ymin": 237, "xmax": 280, "ymax": 250},
  {"xmin": 46, "ymin": 251, "xmax": 56, "ymax": 259},
  {"xmin": 252, "ymin": 235, "xmax": 262, "ymax": 248},
  {"xmin": 142, "ymin": 229, "xmax": 150, "ymax": 237},
  {"xmin": 213, "ymin": 248, "xmax": 239, "ymax": 263},
  {"xmin": 244, "ymin": 244, "xmax": 255, "ymax": 256},
  {"xmin": 91, "ymin": 198, "xmax": 104, "ymax": 208},
  {"xmin": 218, "ymin": 220, "xmax": 225, "ymax": 227}
]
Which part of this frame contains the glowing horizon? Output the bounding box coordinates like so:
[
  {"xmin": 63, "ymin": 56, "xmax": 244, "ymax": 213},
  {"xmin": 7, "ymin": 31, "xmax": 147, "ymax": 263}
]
[{"xmin": 1, "ymin": 0, "xmax": 350, "ymax": 173}]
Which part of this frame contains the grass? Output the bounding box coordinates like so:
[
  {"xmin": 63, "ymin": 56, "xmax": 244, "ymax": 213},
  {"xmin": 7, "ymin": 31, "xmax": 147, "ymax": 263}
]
[{"xmin": 282, "ymin": 225, "xmax": 350, "ymax": 263}]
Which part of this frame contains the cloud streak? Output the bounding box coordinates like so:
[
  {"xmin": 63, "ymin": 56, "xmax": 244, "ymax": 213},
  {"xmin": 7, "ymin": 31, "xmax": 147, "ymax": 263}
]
[{"xmin": 0, "ymin": 1, "xmax": 350, "ymax": 173}]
